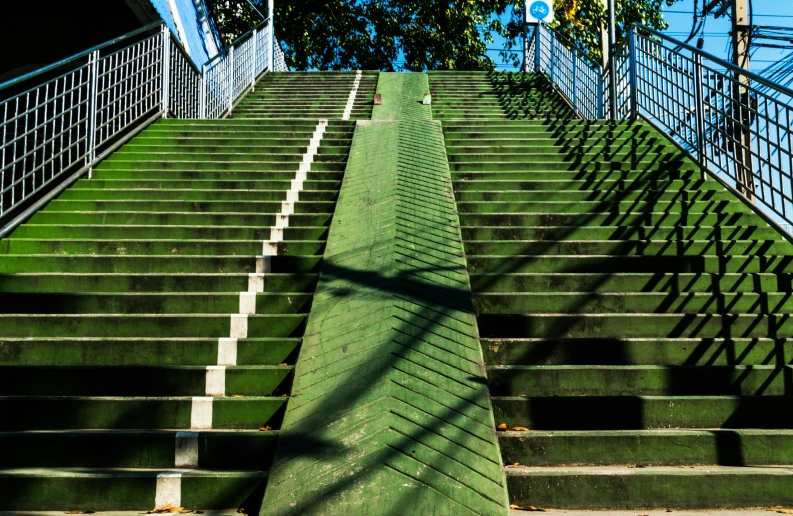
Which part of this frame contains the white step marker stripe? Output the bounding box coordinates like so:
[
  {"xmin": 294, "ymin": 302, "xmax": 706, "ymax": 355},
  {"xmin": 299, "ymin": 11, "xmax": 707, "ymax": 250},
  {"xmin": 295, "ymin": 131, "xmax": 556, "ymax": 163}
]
[
  {"xmin": 190, "ymin": 397, "xmax": 213, "ymax": 429},
  {"xmin": 256, "ymin": 256, "xmax": 272, "ymax": 273},
  {"xmin": 217, "ymin": 338, "xmax": 238, "ymax": 366},
  {"xmin": 155, "ymin": 472, "xmax": 182, "ymax": 509},
  {"xmin": 248, "ymin": 273, "xmax": 264, "ymax": 293},
  {"xmin": 239, "ymin": 291, "xmax": 256, "ymax": 314},
  {"xmin": 206, "ymin": 366, "xmax": 226, "ymax": 396},
  {"xmin": 174, "ymin": 432, "xmax": 199, "ymax": 468},
  {"xmin": 342, "ymin": 70, "xmax": 363, "ymax": 121},
  {"xmin": 230, "ymin": 314, "xmax": 248, "ymax": 338},
  {"xmin": 270, "ymin": 227, "xmax": 284, "ymax": 242}
]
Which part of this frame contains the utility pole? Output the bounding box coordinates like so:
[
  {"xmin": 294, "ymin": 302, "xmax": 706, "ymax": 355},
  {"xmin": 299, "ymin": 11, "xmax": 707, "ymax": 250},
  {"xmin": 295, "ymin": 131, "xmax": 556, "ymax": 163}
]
[
  {"xmin": 599, "ymin": 0, "xmax": 609, "ymax": 69},
  {"xmin": 606, "ymin": 0, "xmax": 617, "ymax": 120},
  {"xmin": 731, "ymin": 0, "xmax": 755, "ymax": 200}
]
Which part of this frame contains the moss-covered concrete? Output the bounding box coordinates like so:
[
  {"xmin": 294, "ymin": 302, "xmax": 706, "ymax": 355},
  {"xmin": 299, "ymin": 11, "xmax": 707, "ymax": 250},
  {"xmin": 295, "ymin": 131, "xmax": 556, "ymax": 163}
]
[{"xmin": 261, "ymin": 73, "xmax": 509, "ymax": 515}]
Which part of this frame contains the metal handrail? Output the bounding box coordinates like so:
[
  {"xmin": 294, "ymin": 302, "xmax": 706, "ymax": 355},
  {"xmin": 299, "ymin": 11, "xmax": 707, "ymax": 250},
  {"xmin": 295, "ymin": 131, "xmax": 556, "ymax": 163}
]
[
  {"xmin": 639, "ymin": 25, "xmax": 793, "ymax": 100},
  {"xmin": 206, "ymin": 19, "xmax": 270, "ymax": 64},
  {"xmin": 528, "ymin": 21, "xmax": 793, "ymax": 230},
  {"xmin": 0, "ymin": 22, "xmax": 165, "ymax": 93},
  {"xmin": 1, "ymin": 15, "xmax": 288, "ymax": 226}
]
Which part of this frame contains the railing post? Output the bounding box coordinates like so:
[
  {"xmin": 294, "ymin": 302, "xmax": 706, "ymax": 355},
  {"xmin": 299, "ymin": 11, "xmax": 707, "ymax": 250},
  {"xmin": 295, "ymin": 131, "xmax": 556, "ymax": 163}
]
[
  {"xmin": 268, "ymin": 0, "xmax": 275, "ymax": 71},
  {"xmin": 597, "ymin": 65, "xmax": 605, "ymax": 119},
  {"xmin": 534, "ymin": 23, "xmax": 541, "ymax": 73},
  {"xmin": 572, "ymin": 49, "xmax": 578, "ymax": 115},
  {"xmin": 693, "ymin": 53, "xmax": 707, "ymax": 180},
  {"xmin": 200, "ymin": 64, "xmax": 207, "ymax": 119},
  {"xmin": 251, "ymin": 28, "xmax": 258, "ymax": 91},
  {"xmin": 628, "ymin": 27, "xmax": 638, "ymax": 120},
  {"xmin": 161, "ymin": 25, "xmax": 171, "ymax": 118},
  {"xmin": 86, "ymin": 50, "xmax": 100, "ymax": 179},
  {"xmin": 549, "ymin": 38, "xmax": 555, "ymax": 85},
  {"xmin": 227, "ymin": 46, "xmax": 234, "ymax": 115},
  {"xmin": 523, "ymin": 0, "xmax": 530, "ymax": 72}
]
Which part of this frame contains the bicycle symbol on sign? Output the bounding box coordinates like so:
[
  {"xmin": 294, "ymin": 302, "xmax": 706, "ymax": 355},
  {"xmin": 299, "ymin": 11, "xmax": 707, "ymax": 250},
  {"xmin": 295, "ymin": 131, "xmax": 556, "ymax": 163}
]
[{"xmin": 530, "ymin": 1, "xmax": 550, "ymax": 20}]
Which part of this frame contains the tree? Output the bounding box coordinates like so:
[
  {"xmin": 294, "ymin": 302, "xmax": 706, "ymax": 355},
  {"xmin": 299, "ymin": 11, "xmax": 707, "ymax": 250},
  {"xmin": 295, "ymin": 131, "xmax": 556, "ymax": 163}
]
[{"xmin": 204, "ymin": 0, "xmax": 681, "ymax": 71}]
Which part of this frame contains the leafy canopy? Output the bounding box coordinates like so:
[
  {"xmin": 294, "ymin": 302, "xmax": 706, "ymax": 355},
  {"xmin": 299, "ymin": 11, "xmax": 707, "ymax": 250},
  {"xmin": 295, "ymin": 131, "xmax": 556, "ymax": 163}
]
[{"xmin": 205, "ymin": 0, "xmax": 681, "ymax": 71}]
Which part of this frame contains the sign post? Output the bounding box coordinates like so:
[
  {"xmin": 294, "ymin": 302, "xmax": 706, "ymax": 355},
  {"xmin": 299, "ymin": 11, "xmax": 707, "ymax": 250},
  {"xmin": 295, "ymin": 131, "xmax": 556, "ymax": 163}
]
[{"xmin": 525, "ymin": 0, "xmax": 554, "ymax": 72}]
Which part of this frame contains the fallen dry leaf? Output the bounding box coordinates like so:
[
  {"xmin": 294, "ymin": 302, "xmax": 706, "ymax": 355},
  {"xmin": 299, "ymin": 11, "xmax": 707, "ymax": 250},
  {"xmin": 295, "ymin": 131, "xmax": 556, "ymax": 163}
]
[
  {"xmin": 770, "ymin": 510, "xmax": 793, "ymax": 514},
  {"xmin": 504, "ymin": 462, "xmax": 523, "ymax": 469},
  {"xmin": 148, "ymin": 505, "xmax": 186, "ymax": 514},
  {"xmin": 497, "ymin": 423, "xmax": 508, "ymax": 431},
  {"xmin": 511, "ymin": 426, "xmax": 530, "ymax": 432},
  {"xmin": 277, "ymin": 363, "xmax": 288, "ymax": 367},
  {"xmin": 232, "ymin": 394, "xmax": 244, "ymax": 398},
  {"xmin": 509, "ymin": 505, "xmax": 547, "ymax": 512},
  {"xmin": 260, "ymin": 426, "xmax": 271, "ymax": 432}
]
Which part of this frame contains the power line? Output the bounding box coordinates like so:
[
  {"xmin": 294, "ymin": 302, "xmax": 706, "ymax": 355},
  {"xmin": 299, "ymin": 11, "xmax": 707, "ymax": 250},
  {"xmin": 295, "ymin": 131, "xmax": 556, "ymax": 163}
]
[{"xmin": 664, "ymin": 9, "xmax": 793, "ymax": 19}]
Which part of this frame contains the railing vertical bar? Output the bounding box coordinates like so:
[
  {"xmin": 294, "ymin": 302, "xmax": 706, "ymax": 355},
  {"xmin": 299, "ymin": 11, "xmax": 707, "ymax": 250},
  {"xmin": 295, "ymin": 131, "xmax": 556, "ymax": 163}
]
[
  {"xmin": 161, "ymin": 26, "xmax": 171, "ymax": 118},
  {"xmin": 228, "ymin": 46, "xmax": 234, "ymax": 115},
  {"xmin": 572, "ymin": 49, "xmax": 578, "ymax": 116},
  {"xmin": 693, "ymin": 53, "xmax": 707, "ymax": 180},
  {"xmin": 628, "ymin": 27, "xmax": 638, "ymax": 120},
  {"xmin": 86, "ymin": 50, "xmax": 100, "ymax": 179},
  {"xmin": 251, "ymin": 28, "xmax": 258, "ymax": 91}
]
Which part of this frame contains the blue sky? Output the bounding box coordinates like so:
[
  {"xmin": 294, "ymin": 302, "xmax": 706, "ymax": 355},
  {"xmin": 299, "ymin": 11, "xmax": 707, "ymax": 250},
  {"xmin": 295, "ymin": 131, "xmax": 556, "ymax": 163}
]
[{"xmin": 486, "ymin": 0, "xmax": 793, "ymax": 75}]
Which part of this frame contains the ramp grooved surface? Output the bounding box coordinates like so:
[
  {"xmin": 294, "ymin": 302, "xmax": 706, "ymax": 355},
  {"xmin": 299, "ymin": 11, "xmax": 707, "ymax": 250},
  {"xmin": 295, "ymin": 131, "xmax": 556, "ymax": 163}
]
[{"xmin": 261, "ymin": 74, "xmax": 509, "ymax": 515}]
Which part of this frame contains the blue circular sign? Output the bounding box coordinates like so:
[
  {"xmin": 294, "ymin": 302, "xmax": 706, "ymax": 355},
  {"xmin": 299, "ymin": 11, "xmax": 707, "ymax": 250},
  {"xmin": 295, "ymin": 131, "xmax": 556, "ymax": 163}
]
[{"xmin": 530, "ymin": 1, "xmax": 551, "ymax": 20}]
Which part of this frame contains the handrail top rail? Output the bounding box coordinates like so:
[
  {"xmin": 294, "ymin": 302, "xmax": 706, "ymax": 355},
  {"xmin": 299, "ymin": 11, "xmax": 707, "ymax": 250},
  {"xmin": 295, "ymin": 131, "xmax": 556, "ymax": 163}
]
[
  {"xmin": 540, "ymin": 22, "xmax": 603, "ymax": 71},
  {"xmin": 0, "ymin": 22, "xmax": 166, "ymax": 93},
  {"xmin": 635, "ymin": 23, "xmax": 793, "ymax": 100}
]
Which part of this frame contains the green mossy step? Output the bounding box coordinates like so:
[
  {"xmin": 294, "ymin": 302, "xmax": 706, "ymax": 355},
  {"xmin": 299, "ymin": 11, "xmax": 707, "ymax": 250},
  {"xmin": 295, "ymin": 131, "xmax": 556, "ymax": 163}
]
[
  {"xmin": 0, "ymin": 430, "xmax": 278, "ymax": 469},
  {"xmin": 492, "ymin": 395, "xmax": 793, "ymax": 429},
  {"xmin": 500, "ymin": 429, "xmax": 793, "ymax": 466},
  {"xmin": 0, "ymin": 272, "xmax": 317, "ymax": 293},
  {"xmin": 0, "ymin": 468, "xmax": 266, "ymax": 511},
  {"xmin": 488, "ymin": 364, "xmax": 792, "ymax": 396},
  {"xmin": 0, "ymin": 396, "xmax": 283, "ymax": 430},
  {"xmin": 0, "ymin": 292, "xmax": 312, "ymax": 314},
  {"xmin": 470, "ymin": 272, "xmax": 791, "ymax": 293},
  {"xmin": 0, "ymin": 338, "xmax": 299, "ymax": 366},
  {"xmin": 462, "ymin": 225, "xmax": 783, "ymax": 241},
  {"xmin": 480, "ymin": 337, "xmax": 793, "ymax": 366},
  {"xmin": 478, "ymin": 313, "xmax": 793, "ymax": 339},
  {"xmin": 0, "ymin": 366, "xmax": 292, "ymax": 396},
  {"xmin": 0, "ymin": 254, "xmax": 322, "ymax": 273},
  {"xmin": 474, "ymin": 291, "xmax": 793, "ymax": 315},
  {"xmin": 505, "ymin": 466, "xmax": 793, "ymax": 509},
  {"xmin": 467, "ymin": 254, "xmax": 793, "ymax": 274},
  {"xmin": 0, "ymin": 314, "xmax": 305, "ymax": 338}
]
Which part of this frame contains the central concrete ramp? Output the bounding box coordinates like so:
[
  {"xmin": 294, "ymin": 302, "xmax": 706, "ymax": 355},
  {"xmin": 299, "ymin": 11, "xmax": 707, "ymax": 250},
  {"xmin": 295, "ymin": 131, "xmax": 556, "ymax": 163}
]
[{"xmin": 260, "ymin": 74, "xmax": 509, "ymax": 514}]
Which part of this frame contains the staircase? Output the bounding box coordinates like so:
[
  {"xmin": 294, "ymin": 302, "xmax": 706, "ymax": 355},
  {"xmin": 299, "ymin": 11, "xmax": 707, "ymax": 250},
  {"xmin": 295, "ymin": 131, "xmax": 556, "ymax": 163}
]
[
  {"xmin": 431, "ymin": 71, "xmax": 793, "ymax": 509},
  {"xmin": 235, "ymin": 71, "xmax": 379, "ymax": 120},
  {"xmin": 0, "ymin": 71, "xmax": 373, "ymax": 512}
]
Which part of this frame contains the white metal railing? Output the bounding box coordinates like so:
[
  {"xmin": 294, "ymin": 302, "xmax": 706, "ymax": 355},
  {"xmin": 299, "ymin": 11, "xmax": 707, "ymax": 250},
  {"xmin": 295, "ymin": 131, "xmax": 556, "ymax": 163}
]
[
  {"xmin": 526, "ymin": 24, "xmax": 604, "ymax": 119},
  {"xmin": 1, "ymin": 18, "xmax": 287, "ymax": 226},
  {"xmin": 526, "ymin": 22, "xmax": 793, "ymax": 233}
]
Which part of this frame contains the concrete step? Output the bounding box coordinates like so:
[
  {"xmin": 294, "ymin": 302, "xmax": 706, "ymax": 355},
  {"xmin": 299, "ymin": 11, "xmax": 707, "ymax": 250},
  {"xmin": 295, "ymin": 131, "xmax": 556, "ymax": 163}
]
[
  {"xmin": 0, "ymin": 468, "xmax": 265, "ymax": 511},
  {"xmin": 0, "ymin": 429, "xmax": 277, "ymax": 469},
  {"xmin": 505, "ymin": 465, "xmax": 793, "ymax": 509},
  {"xmin": 0, "ymin": 396, "xmax": 284, "ymax": 430},
  {"xmin": 499, "ymin": 429, "xmax": 793, "ymax": 466},
  {"xmin": 0, "ymin": 337, "xmax": 299, "ymax": 366},
  {"xmin": 480, "ymin": 337, "xmax": 793, "ymax": 366}
]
